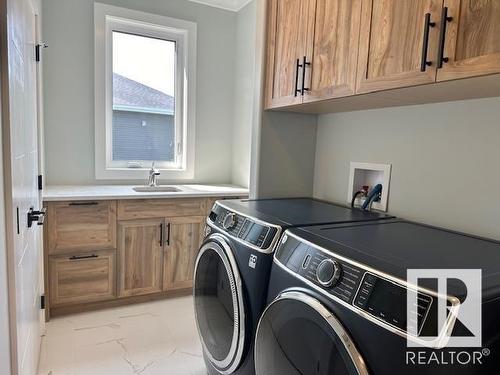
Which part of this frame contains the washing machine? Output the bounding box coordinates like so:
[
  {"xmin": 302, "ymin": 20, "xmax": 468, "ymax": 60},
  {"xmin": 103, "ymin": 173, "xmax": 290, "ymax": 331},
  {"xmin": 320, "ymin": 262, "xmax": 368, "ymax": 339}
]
[
  {"xmin": 193, "ymin": 198, "xmax": 393, "ymax": 375},
  {"xmin": 255, "ymin": 219, "xmax": 500, "ymax": 375}
]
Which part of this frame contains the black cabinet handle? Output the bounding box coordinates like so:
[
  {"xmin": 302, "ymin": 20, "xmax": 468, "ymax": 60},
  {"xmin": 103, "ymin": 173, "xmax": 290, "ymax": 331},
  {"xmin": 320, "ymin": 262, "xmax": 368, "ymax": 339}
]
[
  {"xmin": 69, "ymin": 202, "xmax": 98, "ymax": 206},
  {"xmin": 437, "ymin": 7, "xmax": 453, "ymax": 69},
  {"xmin": 301, "ymin": 56, "xmax": 311, "ymax": 95},
  {"xmin": 69, "ymin": 254, "xmax": 98, "ymax": 261},
  {"xmin": 160, "ymin": 223, "xmax": 164, "ymax": 245},
  {"xmin": 420, "ymin": 13, "xmax": 436, "ymax": 72},
  {"xmin": 294, "ymin": 58, "xmax": 301, "ymax": 97},
  {"xmin": 166, "ymin": 223, "xmax": 171, "ymax": 246}
]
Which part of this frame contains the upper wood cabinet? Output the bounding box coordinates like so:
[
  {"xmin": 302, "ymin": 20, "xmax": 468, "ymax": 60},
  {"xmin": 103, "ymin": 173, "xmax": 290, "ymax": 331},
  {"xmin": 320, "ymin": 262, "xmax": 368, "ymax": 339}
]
[
  {"xmin": 264, "ymin": 0, "xmax": 500, "ymax": 112},
  {"xmin": 47, "ymin": 201, "xmax": 116, "ymax": 254},
  {"xmin": 304, "ymin": 0, "xmax": 363, "ymax": 102},
  {"xmin": 436, "ymin": 0, "xmax": 500, "ymax": 81},
  {"xmin": 117, "ymin": 219, "xmax": 164, "ymax": 297},
  {"xmin": 356, "ymin": 0, "xmax": 443, "ymax": 94},
  {"xmin": 265, "ymin": 0, "xmax": 316, "ymax": 108},
  {"xmin": 163, "ymin": 216, "xmax": 205, "ymax": 291}
]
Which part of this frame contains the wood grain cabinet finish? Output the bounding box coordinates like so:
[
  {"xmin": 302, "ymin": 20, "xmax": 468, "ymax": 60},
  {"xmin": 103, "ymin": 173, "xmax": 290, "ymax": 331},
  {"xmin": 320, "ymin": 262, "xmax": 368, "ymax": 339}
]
[
  {"xmin": 117, "ymin": 198, "xmax": 206, "ymax": 220},
  {"xmin": 49, "ymin": 250, "xmax": 116, "ymax": 306},
  {"xmin": 437, "ymin": 0, "xmax": 500, "ymax": 81},
  {"xmin": 356, "ymin": 0, "xmax": 443, "ymax": 94},
  {"xmin": 118, "ymin": 219, "xmax": 164, "ymax": 297},
  {"xmin": 163, "ymin": 216, "xmax": 205, "ymax": 291},
  {"xmin": 265, "ymin": 0, "xmax": 316, "ymax": 108},
  {"xmin": 47, "ymin": 201, "xmax": 116, "ymax": 254},
  {"xmin": 303, "ymin": 0, "xmax": 363, "ymax": 102}
]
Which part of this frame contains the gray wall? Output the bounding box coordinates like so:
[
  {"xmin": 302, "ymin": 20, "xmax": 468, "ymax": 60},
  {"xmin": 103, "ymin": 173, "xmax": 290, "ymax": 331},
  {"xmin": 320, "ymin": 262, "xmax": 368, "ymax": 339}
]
[
  {"xmin": 42, "ymin": 0, "xmax": 237, "ymax": 185},
  {"xmin": 231, "ymin": 0, "xmax": 256, "ymax": 188},
  {"xmin": 313, "ymin": 97, "xmax": 500, "ymax": 240},
  {"xmin": 257, "ymin": 111, "xmax": 318, "ymax": 198}
]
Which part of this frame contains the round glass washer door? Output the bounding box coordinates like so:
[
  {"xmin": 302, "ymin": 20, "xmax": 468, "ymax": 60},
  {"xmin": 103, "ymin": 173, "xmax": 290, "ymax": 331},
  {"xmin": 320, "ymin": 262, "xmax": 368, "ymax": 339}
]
[
  {"xmin": 193, "ymin": 234, "xmax": 245, "ymax": 374},
  {"xmin": 255, "ymin": 291, "xmax": 369, "ymax": 375}
]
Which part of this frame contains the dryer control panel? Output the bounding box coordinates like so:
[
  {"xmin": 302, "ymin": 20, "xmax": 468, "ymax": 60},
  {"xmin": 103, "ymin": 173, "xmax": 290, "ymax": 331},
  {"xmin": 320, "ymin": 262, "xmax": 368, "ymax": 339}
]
[
  {"xmin": 208, "ymin": 203, "xmax": 279, "ymax": 250},
  {"xmin": 275, "ymin": 234, "xmax": 364, "ymax": 305},
  {"xmin": 275, "ymin": 232, "xmax": 436, "ymax": 337}
]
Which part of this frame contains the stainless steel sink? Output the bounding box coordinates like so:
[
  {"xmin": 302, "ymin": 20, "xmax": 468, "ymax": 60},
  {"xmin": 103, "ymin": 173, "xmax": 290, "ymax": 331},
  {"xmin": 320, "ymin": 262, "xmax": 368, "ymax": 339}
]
[{"xmin": 133, "ymin": 186, "xmax": 182, "ymax": 193}]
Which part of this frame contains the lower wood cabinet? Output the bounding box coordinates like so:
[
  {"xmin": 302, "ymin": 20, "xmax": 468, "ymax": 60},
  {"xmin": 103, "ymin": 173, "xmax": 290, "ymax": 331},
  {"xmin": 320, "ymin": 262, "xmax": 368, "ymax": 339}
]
[
  {"xmin": 44, "ymin": 197, "xmax": 243, "ymax": 317},
  {"xmin": 163, "ymin": 216, "xmax": 205, "ymax": 291},
  {"xmin": 49, "ymin": 250, "xmax": 116, "ymax": 306},
  {"xmin": 117, "ymin": 218, "xmax": 165, "ymax": 297}
]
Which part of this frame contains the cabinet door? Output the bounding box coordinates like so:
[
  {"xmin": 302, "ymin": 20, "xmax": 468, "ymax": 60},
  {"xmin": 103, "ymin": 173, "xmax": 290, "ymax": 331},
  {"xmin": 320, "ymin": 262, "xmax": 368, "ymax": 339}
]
[
  {"xmin": 47, "ymin": 201, "xmax": 116, "ymax": 254},
  {"xmin": 163, "ymin": 216, "xmax": 205, "ymax": 291},
  {"xmin": 437, "ymin": 0, "xmax": 500, "ymax": 81},
  {"xmin": 303, "ymin": 0, "xmax": 363, "ymax": 102},
  {"xmin": 49, "ymin": 250, "xmax": 116, "ymax": 306},
  {"xmin": 118, "ymin": 219, "xmax": 164, "ymax": 297},
  {"xmin": 265, "ymin": 0, "xmax": 316, "ymax": 108},
  {"xmin": 356, "ymin": 0, "xmax": 443, "ymax": 94}
]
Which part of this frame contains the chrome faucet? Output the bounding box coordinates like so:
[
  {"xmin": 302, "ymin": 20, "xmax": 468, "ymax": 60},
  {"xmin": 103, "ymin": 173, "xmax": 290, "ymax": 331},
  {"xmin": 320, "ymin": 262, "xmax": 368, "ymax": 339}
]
[{"xmin": 148, "ymin": 162, "xmax": 160, "ymax": 187}]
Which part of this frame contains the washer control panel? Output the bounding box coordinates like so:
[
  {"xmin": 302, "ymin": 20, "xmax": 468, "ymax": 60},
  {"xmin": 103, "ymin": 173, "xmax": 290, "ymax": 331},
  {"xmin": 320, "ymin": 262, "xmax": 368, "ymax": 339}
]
[
  {"xmin": 276, "ymin": 234, "xmax": 364, "ymax": 304},
  {"xmin": 275, "ymin": 232, "xmax": 435, "ymax": 336},
  {"xmin": 316, "ymin": 259, "xmax": 342, "ymax": 287},
  {"xmin": 208, "ymin": 203, "xmax": 277, "ymax": 250}
]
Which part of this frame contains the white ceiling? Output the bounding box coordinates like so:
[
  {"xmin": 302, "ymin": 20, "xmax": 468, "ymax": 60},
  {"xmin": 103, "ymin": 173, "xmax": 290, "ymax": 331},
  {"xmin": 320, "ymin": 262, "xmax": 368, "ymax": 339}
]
[{"xmin": 186, "ymin": 0, "xmax": 253, "ymax": 12}]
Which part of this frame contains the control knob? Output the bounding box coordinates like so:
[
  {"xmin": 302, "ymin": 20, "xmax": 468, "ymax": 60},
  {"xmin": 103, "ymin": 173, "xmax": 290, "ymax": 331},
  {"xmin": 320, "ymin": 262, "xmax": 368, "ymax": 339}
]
[
  {"xmin": 316, "ymin": 259, "xmax": 342, "ymax": 287},
  {"xmin": 222, "ymin": 213, "xmax": 237, "ymax": 230}
]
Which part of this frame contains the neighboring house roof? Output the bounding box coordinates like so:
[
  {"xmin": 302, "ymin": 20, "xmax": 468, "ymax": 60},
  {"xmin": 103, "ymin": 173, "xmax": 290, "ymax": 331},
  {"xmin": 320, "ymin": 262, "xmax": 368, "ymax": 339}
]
[{"xmin": 113, "ymin": 73, "xmax": 174, "ymax": 115}]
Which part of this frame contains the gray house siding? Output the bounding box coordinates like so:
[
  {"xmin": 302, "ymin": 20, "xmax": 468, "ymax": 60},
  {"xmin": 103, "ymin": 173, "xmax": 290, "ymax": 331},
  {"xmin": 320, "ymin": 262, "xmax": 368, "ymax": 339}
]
[{"xmin": 112, "ymin": 110, "xmax": 175, "ymax": 161}]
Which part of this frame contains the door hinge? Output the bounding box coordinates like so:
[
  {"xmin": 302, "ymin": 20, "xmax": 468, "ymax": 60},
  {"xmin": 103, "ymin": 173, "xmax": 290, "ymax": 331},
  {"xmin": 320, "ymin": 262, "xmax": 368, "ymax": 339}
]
[
  {"xmin": 40, "ymin": 295, "xmax": 45, "ymax": 310},
  {"xmin": 38, "ymin": 175, "xmax": 43, "ymax": 190},
  {"xmin": 35, "ymin": 43, "xmax": 48, "ymax": 62}
]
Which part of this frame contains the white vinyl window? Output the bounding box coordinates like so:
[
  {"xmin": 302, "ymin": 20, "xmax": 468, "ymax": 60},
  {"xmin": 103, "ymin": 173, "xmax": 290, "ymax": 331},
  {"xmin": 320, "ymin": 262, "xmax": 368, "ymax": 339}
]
[{"xmin": 95, "ymin": 4, "xmax": 196, "ymax": 180}]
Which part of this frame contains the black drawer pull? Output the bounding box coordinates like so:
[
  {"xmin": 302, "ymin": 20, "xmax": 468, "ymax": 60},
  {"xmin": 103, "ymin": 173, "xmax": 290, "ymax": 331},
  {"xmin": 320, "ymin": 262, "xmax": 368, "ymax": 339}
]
[
  {"xmin": 420, "ymin": 13, "xmax": 436, "ymax": 72},
  {"xmin": 69, "ymin": 254, "xmax": 99, "ymax": 261},
  {"xmin": 69, "ymin": 202, "xmax": 99, "ymax": 206}
]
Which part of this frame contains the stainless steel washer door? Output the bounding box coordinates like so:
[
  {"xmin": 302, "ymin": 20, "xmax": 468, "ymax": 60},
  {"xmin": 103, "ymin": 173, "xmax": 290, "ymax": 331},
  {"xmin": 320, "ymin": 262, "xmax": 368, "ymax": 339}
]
[
  {"xmin": 255, "ymin": 291, "xmax": 369, "ymax": 375},
  {"xmin": 193, "ymin": 234, "xmax": 245, "ymax": 374}
]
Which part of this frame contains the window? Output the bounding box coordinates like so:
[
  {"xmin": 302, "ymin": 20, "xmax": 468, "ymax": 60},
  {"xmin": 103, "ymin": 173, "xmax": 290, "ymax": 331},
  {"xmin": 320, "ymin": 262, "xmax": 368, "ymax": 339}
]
[
  {"xmin": 95, "ymin": 4, "xmax": 196, "ymax": 180},
  {"xmin": 112, "ymin": 32, "xmax": 177, "ymax": 165}
]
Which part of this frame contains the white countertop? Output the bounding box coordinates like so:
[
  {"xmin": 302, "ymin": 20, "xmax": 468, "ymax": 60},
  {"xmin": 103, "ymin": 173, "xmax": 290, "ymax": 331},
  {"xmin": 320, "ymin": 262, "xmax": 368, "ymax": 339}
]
[{"xmin": 43, "ymin": 184, "xmax": 249, "ymax": 201}]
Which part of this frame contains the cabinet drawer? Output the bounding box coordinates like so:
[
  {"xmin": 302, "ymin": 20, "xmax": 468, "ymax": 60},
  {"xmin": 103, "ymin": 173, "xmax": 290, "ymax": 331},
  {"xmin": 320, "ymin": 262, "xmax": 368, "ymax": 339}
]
[
  {"xmin": 117, "ymin": 198, "xmax": 207, "ymax": 220},
  {"xmin": 47, "ymin": 201, "xmax": 117, "ymax": 254},
  {"xmin": 49, "ymin": 250, "xmax": 116, "ymax": 306}
]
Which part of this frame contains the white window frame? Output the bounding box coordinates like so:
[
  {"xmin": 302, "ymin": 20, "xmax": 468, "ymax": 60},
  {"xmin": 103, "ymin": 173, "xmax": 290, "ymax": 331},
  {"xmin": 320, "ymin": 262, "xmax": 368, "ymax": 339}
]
[{"xmin": 94, "ymin": 3, "xmax": 196, "ymax": 180}]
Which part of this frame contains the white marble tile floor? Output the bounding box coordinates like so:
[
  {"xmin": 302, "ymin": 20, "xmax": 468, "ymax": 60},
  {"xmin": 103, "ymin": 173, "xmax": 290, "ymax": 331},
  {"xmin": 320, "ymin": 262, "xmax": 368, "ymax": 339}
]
[{"xmin": 38, "ymin": 296, "xmax": 207, "ymax": 375}]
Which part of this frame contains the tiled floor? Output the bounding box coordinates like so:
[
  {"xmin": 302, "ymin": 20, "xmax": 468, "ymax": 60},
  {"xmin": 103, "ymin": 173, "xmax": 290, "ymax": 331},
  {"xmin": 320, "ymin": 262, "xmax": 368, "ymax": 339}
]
[{"xmin": 38, "ymin": 296, "xmax": 207, "ymax": 375}]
